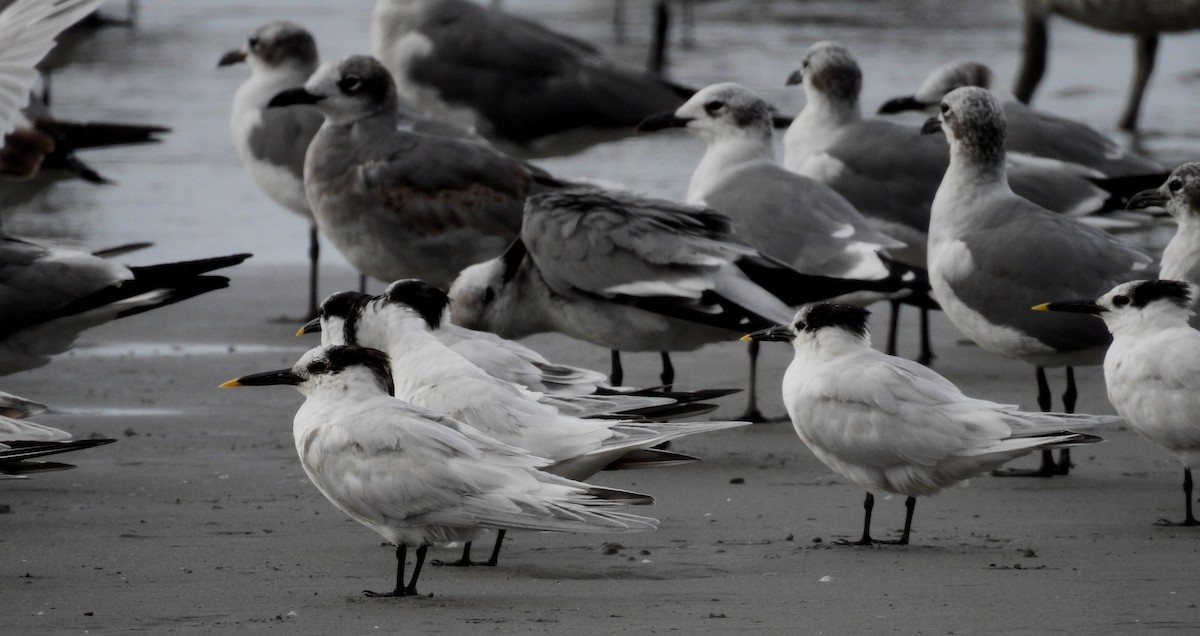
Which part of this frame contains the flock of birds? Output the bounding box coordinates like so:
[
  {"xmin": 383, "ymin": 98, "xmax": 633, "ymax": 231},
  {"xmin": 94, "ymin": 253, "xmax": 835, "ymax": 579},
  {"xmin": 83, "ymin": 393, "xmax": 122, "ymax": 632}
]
[{"xmin": 4, "ymin": 0, "xmax": 1200, "ymax": 600}]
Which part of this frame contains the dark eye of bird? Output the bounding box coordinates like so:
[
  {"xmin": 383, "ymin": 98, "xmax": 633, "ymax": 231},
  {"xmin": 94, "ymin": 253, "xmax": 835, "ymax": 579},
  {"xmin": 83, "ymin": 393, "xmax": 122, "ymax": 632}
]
[
  {"xmin": 1113, "ymin": 295, "xmax": 1130, "ymax": 307},
  {"xmin": 793, "ymin": 320, "xmax": 806, "ymax": 331},
  {"xmin": 248, "ymin": 36, "xmax": 261, "ymax": 50},
  {"xmin": 940, "ymin": 103, "xmax": 950, "ymax": 114},
  {"xmin": 309, "ymin": 358, "xmax": 330, "ymax": 374},
  {"xmin": 1168, "ymin": 178, "xmax": 1183, "ymax": 193},
  {"xmin": 339, "ymin": 76, "xmax": 362, "ymax": 93},
  {"xmin": 704, "ymin": 100, "xmax": 725, "ymax": 114}
]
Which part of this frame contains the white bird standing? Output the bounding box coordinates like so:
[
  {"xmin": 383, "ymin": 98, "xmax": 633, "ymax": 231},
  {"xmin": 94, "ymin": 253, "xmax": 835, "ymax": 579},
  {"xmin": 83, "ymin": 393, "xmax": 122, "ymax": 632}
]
[
  {"xmin": 219, "ymin": 21, "xmax": 325, "ymax": 317},
  {"xmin": 1126, "ymin": 163, "xmax": 1200, "ymax": 329},
  {"xmin": 220, "ymin": 344, "xmax": 657, "ymax": 597},
  {"xmin": 924, "ymin": 86, "xmax": 1155, "ymax": 476},
  {"xmin": 1036, "ymin": 279, "xmax": 1200, "ymax": 525},
  {"xmin": 300, "ymin": 280, "xmax": 744, "ymax": 564},
  {"xmin": 745, "ymin": 303, "xmax": 1109, "ymax": 544}
]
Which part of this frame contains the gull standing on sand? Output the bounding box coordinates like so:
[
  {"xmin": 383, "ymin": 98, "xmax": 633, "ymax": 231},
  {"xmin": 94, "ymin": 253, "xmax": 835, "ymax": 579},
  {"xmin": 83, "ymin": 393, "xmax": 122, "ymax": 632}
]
[
  {"xmin": 877, "ymin": 60, "xmax": 1165, "ymax": 178},
  {"xmin": 301, "ymin": 281, "xmax": 744, "ymax": 564},
  {"xmin": 368, "ymin": 0, "xmax": 693, "ymax": 156},
  {"xmin": 1012, "ymin": 0, "xmax": 1200, "ymax": 131},
  {"xmin": 1126, "ymin": 163, "xmax": 1200, "ymax": 328},
  {"xmin": 221, "ymin": 344, "xmax": 657, "ymax": 597},
  {"xmin": 1036, "ymin": 279, "xmax": 1200, "ymax": 525},
  {"xmin": 267, "ymin": 55, "xmax": 561, "ymax": 289},
  {"xmin": 745, "ymin": 303, "xmax": 1109, "ymax": 544},
  {"xmin": 924, "ymin": 86, "xmax": 1154, "ymax": 476},
  {"xmin": 219, "ymin": 21, "xmax": 325, "ymax": 317},
  {"xmin": 449, "ymin": 188, "xmax": 909, "ymax": 417}
]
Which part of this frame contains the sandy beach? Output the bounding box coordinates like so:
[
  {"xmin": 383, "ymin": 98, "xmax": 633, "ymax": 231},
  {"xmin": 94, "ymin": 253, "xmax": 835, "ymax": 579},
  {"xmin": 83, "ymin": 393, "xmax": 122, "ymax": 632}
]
[{"xmin": 3, "ymin": 263, "xmax": 1198, "ymax": 634}]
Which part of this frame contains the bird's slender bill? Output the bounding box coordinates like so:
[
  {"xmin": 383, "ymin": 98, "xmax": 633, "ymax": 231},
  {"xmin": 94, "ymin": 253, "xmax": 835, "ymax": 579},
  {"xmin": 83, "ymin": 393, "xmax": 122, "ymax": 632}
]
[
  {"xmin": 267, "ymin": 88, "xmax": 323, "ymax": 109},
  {"xmin": 635, "ymin": 112, "xmax": 691, "ymax": 132},
  {"xmin": 1031, "ymin": 300, "xmax": 1104, "ymax": 315},
  {"xmin": 1125, "ymin": 188, "xmax": 1168, "ymax": 211},
  {"xmin": 877, "ymin": 95, "xmax": 927, "ymax": 115},
  {"xmin": 217, "ymin": 49, "xmax": 246, "ymax": 67},
  {"xmin": 219, "ymin": 369, "xmax": 303, "ymax": 388},
  {"xmin": 297, "ymin": 317, "xmax": 322, "ymax": 336},
  {"xmin": 784, "ymin": 69, "xmax": 804, "ymax": 86},
  {"xmin": 741, "ymin": 325, "xmax": 794, "ymax": 343}
]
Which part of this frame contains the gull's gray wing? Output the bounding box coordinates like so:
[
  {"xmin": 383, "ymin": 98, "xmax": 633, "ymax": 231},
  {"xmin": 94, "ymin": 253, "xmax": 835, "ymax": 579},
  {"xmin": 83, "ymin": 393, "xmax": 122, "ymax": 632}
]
[
  {"xmin": 941, "ymin": 194, "xmax": 1155, "ymax": 352},
  {"xmin": 1002, "ymin": 101, "xmax": 1162, "ymax": 177},
  {"xmin": 401, "ymin": 0, "xmax": 691, "ymax": 143}
]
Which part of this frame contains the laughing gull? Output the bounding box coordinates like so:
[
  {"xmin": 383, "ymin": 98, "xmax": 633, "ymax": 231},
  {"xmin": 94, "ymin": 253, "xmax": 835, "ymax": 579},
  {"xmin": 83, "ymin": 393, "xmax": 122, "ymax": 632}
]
[
  {"xmin": 267, "ymin": 55, "xmax": 564, "ymax": 290},
  {"xmin": 368, "ymin": 0, "xmax": 693, "ymax": 157},
  {"xmin": 784, "ymin": 42, "xmax": 1147, "ymax": 244},
  {"xmin": 1035, "ymin": 279, "xmax": 1200, "ymax": 524},
  {"xmin": 878, "ymin": 61, "xmax": 1165, "ymax": 178},
  {"xmin": 1013, "ymin": 0, "xmax": 1200, "ymax": 131},
  {"xmin": 301, "ymin": 281, "xmax": 743, "ymax": 565},
  {"xmin": 745, "ymin": 304, "xmax": 1108, "ymax": 544},
  {"xmin": 925, "ymin": 86, "xmax": 1154, "ymax": 476},
  {"xmin": 0, "ymin": 241, "xmax": 250, "ymax": 375},
  {"xmin": 448, "ymin": 187, "xmax": 911, "ymax": 419},
  {"xmin": 637, "ymin": 81, "xmax": 929, "ymax": 366},
  {"xmin": 221, "ymin": 344, "xmax": 657, "ymax": 597},
  {"xmin": 220, "ymin": 21, "xmax": 325, "ymax": 318},
  {"xmin": 1126, "ymin": 163, "xmax": 1200, "ymax": 328},
  {"xmin": 0, "ymin": 390, "xmax": 115, "ymax": 478}
]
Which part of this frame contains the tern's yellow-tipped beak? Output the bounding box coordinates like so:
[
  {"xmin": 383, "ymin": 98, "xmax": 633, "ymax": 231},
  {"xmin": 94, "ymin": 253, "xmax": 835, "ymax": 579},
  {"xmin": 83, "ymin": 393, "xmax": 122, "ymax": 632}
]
[
  {"xmin": 1031, "ymin": 303, "xmax": 1050, "ymax": 312},
  {"xmin": 219, "ymin": 378, "xmax": 243, "ymax": 388},
  {"xmin": 740, "ymin": 333, "xmax": 753, "ymax": 342},
  {"xmin": 297, "ymin": 316, "xmax": 321, "ymax": 336}
]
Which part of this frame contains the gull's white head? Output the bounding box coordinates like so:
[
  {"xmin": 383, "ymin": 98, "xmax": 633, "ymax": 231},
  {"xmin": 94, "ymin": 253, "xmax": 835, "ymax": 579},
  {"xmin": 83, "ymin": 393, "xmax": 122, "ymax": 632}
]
[
  {"xmin": 1126, "ymin": 162, "xmax": 1200, "ymax": 223},
  {"xmin": 787, "ymin": 41, "xmax": 862, "ymax": 106},
  {"xmin": 1036, "ymin": 279, "xmax": 1196, "ymax": 334},
  {"xmin": 925, "ymin": 86, "xmax": 1006, "ymax": 165},
  {"xmin": 268, "ymin": 55, "xmax": 398, "ymax": 125},
  {"xmin": 219, "ymin": 21, "xmax": 318, "ymax": 75},
  {"xmin": 666, "ymin": 82, "xmax": 774, "ymax": 145},
  {"xmin": 447, "ymin": 245, "xmax": 528, "ymax": 338}
]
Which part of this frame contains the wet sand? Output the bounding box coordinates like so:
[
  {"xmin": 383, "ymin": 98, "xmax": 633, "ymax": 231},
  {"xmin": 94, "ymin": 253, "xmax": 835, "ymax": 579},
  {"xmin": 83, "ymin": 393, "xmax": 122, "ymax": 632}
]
[{"xmin": 3, "ymin": 263, "xmax": 1198, "ymax": 634}]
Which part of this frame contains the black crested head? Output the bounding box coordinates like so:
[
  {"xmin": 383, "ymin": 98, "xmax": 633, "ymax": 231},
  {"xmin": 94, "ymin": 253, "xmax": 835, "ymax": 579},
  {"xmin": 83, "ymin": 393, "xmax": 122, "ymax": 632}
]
[
  {"xmin": 312, "ymin": 345, "xmax": 395, "ymax": 396},
  {"xmin": 796, "ymin": 303, "xmax": 871, "ymax": 338},
  {"xmin": 318, "ymin": 291, "xmax": 371, "ymax": 344},
  {"xmin": 1126, "ymin": 279, "xmax": 1193, "ymax": 310},
  {"xmin": 382, "ymin": 279, "xmax": 450, "ymax": 329}
]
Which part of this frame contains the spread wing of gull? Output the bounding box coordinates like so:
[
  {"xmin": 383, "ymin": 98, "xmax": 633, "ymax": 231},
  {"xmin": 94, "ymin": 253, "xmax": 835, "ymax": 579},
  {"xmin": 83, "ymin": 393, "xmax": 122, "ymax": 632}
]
[
  {"xmin": 0, "ymin": 0, "xmax": 105, "ymax": 138},
  {"xmin": 522, "ymin": 188, "xmax": 796, "ymax": 330}
]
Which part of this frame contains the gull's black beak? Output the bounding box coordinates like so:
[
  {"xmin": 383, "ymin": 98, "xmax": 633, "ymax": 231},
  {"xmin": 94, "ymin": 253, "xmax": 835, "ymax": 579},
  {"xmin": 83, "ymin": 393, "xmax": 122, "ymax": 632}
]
[
  {"xmin": 1125, "ymin": 187, "xmax": 1169, "ymax": 211},
  {"xmin": 219, "ymin": 368, "xmax": 303, "ymax": 388},
  {"xmin": 636, "ymin": 111, "xmax": 691, "ymax": 132},
  {"xmin": 1031, "ymin": 300, "xmax": 1104, "ymax": 315},
  {"xmin": 785, "ymin": 69, "xmax": 803, "ymax": 86},
  {"xmin": 920, "ymin": 116, "xmax": 943, "ymax": 135},
  {"xmin": 268, "ymin": 87, "xmax": 323, "ymax": 109},
  {"xmin": 878, "ymin": 95, "xmax": 926, "ymax": 115},
  {"xmin": 741, "ymin": 325, "xmax": 795, "ymax": 343},
  {"xmin": 297, "ymin": 317, "xmax": 322, "ymax": 336},
  {"xmin": 217, "ymin": 49, "xmax": 246, "ymax": 68}
]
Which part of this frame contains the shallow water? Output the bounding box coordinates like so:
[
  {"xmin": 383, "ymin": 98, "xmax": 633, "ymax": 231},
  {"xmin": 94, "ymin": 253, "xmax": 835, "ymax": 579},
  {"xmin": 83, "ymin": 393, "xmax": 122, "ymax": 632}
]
[{"xmin": 5, "ymin": 0, "xmax": 1198, "ymax": 268}]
